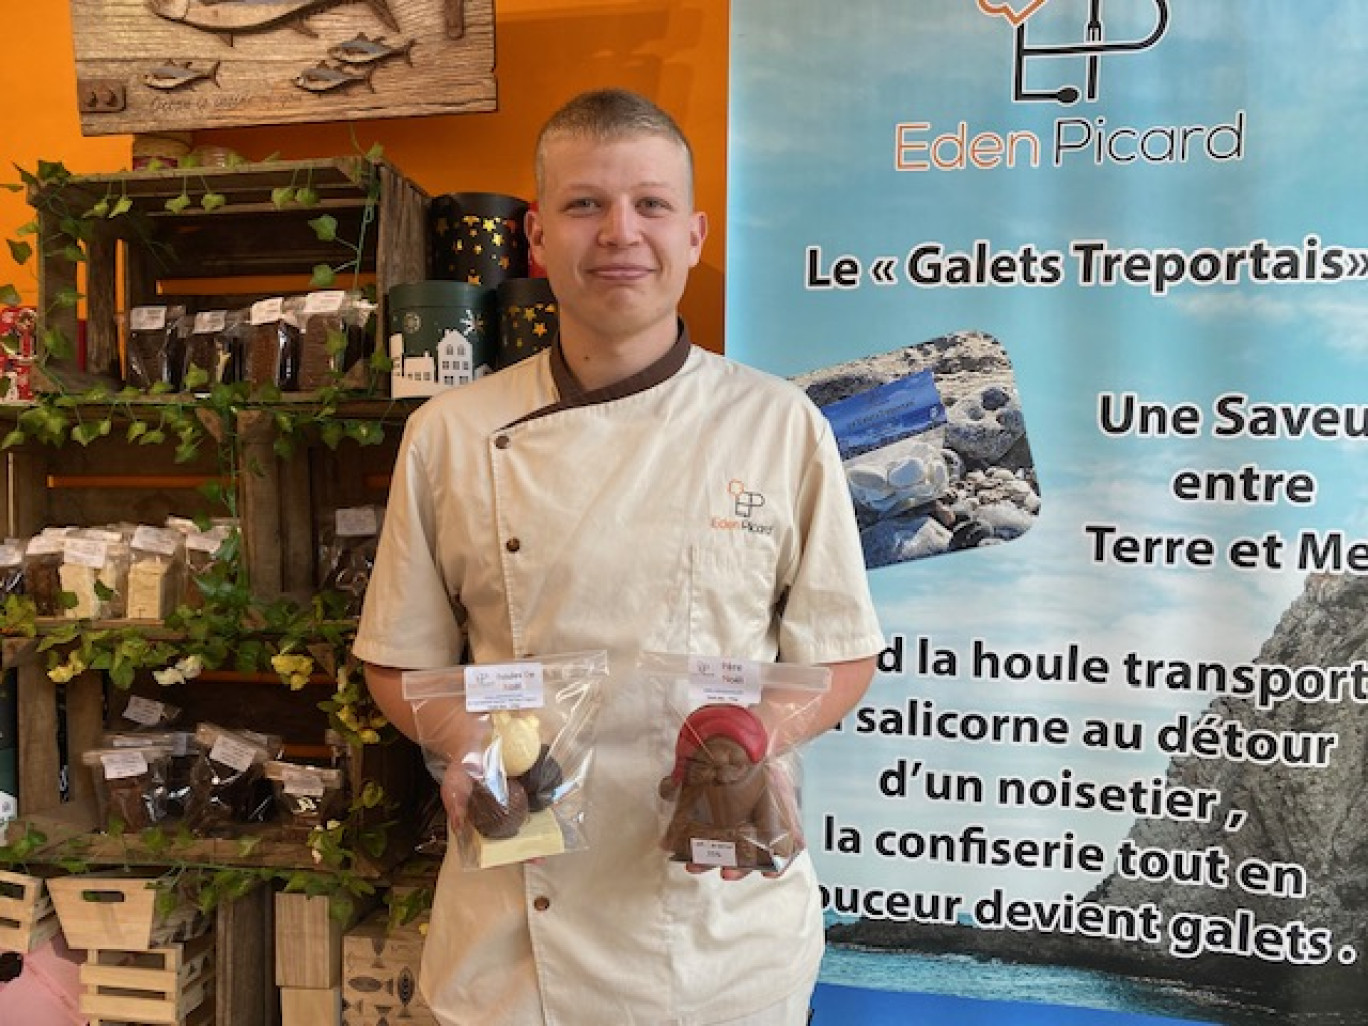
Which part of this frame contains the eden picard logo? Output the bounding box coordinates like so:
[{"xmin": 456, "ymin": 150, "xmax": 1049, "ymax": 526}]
[
  {"xmin": 895, "ymin": 0, "xmax": 1242, "ymax": 171},
  {"xmin": 711, "ymin": 480, "xmax": 775, "ymax": 536},
  {"xmin": 979, "ymin": 0, "xmax": 1169, "ymax": 105}
]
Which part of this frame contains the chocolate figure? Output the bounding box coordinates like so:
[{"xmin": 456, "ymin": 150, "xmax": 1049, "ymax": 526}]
[{"xmin": 658, "ymin": 705, "xmax": 800, "ymax": 871}]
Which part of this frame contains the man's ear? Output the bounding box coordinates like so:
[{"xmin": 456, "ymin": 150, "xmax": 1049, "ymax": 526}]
[
  {"xmin": 526, "ymin": 204, "xmax": 544, "ymax": 256},
  {"xmin": 689, "ymin": 210, "xmax": 708, "ymax": 267}
]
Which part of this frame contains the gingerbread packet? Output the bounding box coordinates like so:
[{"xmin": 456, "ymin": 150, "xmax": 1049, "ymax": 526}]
[
  {"xmin": 402, "ymin": 650, "xmax": 607, "ymax": 871},
  {"xmin": 640, "ymin": 651, "xmax": 831, "ymax": 875}
]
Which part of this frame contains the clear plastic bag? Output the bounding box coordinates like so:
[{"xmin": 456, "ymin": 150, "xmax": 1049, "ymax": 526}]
[
  {"xmin": 82, "ymin": 743, "xmax": 175, "ymax": 830},
  {"xmin": 640, "ymin": 651, "xmax": 831, "ymax": 874},
  {"xmin": 265, "ymin": 760, "xmax": 348, "ymax": 840},
  {"xmin": 183, "ymin": 723, "xmax": 281, "ymax": 836},
  {"xmin": 318, "ymin": 505, "xmax": 383, "ymax": 617},
  {"xmin": 402, "ymin": 650, "xmax": 607, "ymax": 870}
]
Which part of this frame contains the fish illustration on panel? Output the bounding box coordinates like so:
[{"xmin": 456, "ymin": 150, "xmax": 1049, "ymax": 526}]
[
  {"xmin": 293, "ymin": 61, "xmax": 377, "ymax": 93},
  {"xmin": 143, "ymin": 58, "xmax": 221, "ymax": 90},
  {"xmin": 327, "ymin": 33, "xmax": 416, "ymax": 67},
  {"xmin": 145, "ymin": 0, "xmax": 400, "ymax": 42}
]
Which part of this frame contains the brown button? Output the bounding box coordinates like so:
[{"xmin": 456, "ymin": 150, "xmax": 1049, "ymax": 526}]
[
  {"xmin": 532, "ymin": 895, "xmax": 550, "ymax": 912},
  {"xmin": 505, "ymin": 538, "xmax": 521, "ymax": 553},
  {"xmin": 494, "ymin": 435, "xmax": 511, "ymax": 449}
]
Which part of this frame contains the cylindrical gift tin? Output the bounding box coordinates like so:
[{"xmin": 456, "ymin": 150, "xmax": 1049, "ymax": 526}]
[
  {"xmin": 496, "ymin": 277, "xmax": 558, "ymax": 369},
  {"xmin": 429, "ymin": 192, "xmax": 530, "ymax": 288},
  {"xmin": 387, "ymin": 281, "xmax": 495, "ymax": 397}
]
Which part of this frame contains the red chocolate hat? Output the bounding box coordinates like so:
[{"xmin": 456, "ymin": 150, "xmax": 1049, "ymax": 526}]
[{"xmin": 670, "ymin": 704, "xmax": 769, "ymax": 785}]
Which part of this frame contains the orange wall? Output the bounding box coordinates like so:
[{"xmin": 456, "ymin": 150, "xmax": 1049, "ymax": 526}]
[{"xmin": 0, "ymin": 1, "xmax": 730, "ymax": 350}]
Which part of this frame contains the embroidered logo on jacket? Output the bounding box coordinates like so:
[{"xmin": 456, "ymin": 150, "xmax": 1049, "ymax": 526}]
[{"xmin": 712, "ymin": 479, "xmax": 775, "ymax": 536}]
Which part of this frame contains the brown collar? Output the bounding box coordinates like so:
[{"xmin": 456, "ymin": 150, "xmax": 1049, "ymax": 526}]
[{"xmin": 509, "ymin": 321, "xmax": 693, "ymax": 427}]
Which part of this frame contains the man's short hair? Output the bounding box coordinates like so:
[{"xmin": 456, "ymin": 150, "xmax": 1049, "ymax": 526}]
[{"xmin": 534, "ymin": 88, "xmax": 695, "ymax": 200}]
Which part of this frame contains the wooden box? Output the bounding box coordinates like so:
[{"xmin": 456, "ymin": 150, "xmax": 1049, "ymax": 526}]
[
  {"xmin": 80, "ymin": 930, "xmax": 215, "ymax": 1025},
  {"xmin": 281, "ymin": 985, "xmax": 342, "ymax": 1026},
  {"xmin": 47, "ymin": 872, "xmax": 208, "ymax": 952},
  {"xmin": 29, "ymin": 157, "xmax": 428, "ymax": 388},
  {"xmin": 68, "ymin": 0, "xmax": 496, "ymax": 136},
  {"xmin": 275, "ymin": 890, "xmax": 373, "ymax": 990},
  {"xmin": 342, "ymin": 909, "xmax": 437, "ymax": 1026},
  {"xmin": 0, "ymin": 869, "xmax": 60, "ymax": 953}
]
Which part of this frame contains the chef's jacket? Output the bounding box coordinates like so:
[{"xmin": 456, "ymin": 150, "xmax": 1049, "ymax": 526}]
[{"xmin": 354, "ymin": 327, "xmax": 884, "ymax": 1025}]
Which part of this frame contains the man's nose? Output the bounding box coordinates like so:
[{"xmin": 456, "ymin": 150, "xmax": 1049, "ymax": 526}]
[{"xmin": 599, "ymin": 199, "xmax": 640, "ymax": 245}]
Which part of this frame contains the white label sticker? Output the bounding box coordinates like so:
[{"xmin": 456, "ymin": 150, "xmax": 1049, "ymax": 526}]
[
  {"xmin": 123, "ymin": 695, "xmax": 166, "ymax": 726},
  {"xmin": 304, "ymin": 290, "xmax": 346, "ymax": 315},
  {"xmin": 464, "ymin": 663, "xmax": 545, "ymax": 712},
  {"xmin": 250, "ymin": 297, "xmax": 285, "ymax": 325},
  {"xmin": 63, "ymin": 537, "xmax": 109, "ymax": 569},
  {"xmin": 335, "ymin": 506, "xmax": 380, "ymax": 538},
  {"xmin": 689, "ymin": 837, "xmax": 739, "ymax": 868},
  {"xmin": 194, "ymin": 310, "xmax": 228, "ymax": 334},
  {"xmin": 185, "ymin": 531, "xmax": 224, "ymax": 555},
  {"xmin": 687, "ymin": 656, "xmax": 762, "ymax": 707},
  {"xmin": 282, "ymin": 766, "xmax": 326, "ymax": 797},
  {"xmin": 132, "ymin": 525, "xmax": 182, "ymax": 556},
  {"xmin": 130, "ymin": 306, "xmax": 168, "ymax": 331},
  {"xmin": 101, "ymin": 750, "xmax": 150, "ymax": 780},
  {"xmin": 208, "ymin": 734, "xmax": 257, "ymax": 772}
]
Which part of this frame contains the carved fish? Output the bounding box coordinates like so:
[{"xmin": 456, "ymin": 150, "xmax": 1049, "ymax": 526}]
[
  {"xmin": 146, "ymin": 0, "xmax": 400, "ymax": 39},
  {"xmin": 327, "ymin": 33, "xmax": 415, "ymax": 66},
  {"xmin": 142, "ymin": 58, "xmax": 221, "ymax": 90},
  {"xmin": 293, "ymin": 61, "xmax": 376, "ymax": 93}
]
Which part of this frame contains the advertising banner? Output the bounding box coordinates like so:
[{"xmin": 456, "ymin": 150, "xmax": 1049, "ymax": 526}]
[{"xmin": 726, "ymin": 3, "xmax": 1368, "ymax": 1023}]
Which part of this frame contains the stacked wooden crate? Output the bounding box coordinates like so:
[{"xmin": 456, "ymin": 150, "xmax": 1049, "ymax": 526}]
[{"xmin": 47, "ymin": 873, "xmax": 214, "ymax": 1025}]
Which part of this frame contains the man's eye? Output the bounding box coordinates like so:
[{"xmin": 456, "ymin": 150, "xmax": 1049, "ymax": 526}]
[{"xmin": 566, "ymin": 197, "xmax": 598, "ymax": 212}]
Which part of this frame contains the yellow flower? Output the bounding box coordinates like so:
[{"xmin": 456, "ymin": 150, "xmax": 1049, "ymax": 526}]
[{"xmin": 48, "ymin": 654, "xmax": 86, "ymax": 683}]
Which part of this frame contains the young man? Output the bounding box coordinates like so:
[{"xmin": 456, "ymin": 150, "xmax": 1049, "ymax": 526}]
[{"xmin": 354, "ymin": 88, "xmax": 884, "ymax": 1025}]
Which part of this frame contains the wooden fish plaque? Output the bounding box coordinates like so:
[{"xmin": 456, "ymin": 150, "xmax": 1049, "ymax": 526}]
[{"xmin": 69, "ymin": 0, "xmax": 496, "ymax": 135}]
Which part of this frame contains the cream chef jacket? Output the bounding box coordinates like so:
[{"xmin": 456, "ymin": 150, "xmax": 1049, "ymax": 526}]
[{"xmin": 353, "ymin": 326, "xmax": 884, "ymax": 1026}]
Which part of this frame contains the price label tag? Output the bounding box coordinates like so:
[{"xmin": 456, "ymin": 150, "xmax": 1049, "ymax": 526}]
[
  {"xmin": 209, "ymin": 734, "xmax": 257, "ymax": 773},
  {"xmin": 304, "ymin": 290, "xmax": 346, "ymax": 315},
  {"xmin": 687, "ymin": 656, "xmax": 761, "ymax": 707},
  {"xmin": 335, "ymin": 506, "xmax": 380, "ymax": 537},
  {"xmin": 130, "ymin": 306, "xmax": 168, "ymax": 331},
  {"xmin": 101, "ymin": 750, "xmax": 150, "ymax": 780},
  {"xmin": 132, "ymin": 525, "xmax": 182, "ymax": 556},
  {"xmin": 282, "ymin": 766, "xmax": 326, "ymax": 797},
  {"xmin": 63, "ymin": 537, "xmax": 109, "ymax": 569},
  {"xmin": 123, "ymin": 695, "xmax": 166, "ymax": 726},
  {"xmin": 465, "ymin": 663, "xmax": 545, "ymax": 712},
  {"xmin": 194, "ymin": 310, "xmax": 228, "ymax": 334},
  {"xmin": 689, "ymin": 838, "xmax": 739, "ymax": 868},
  {"xmin": 250, "ymin": 297, "xmax": 285, "ymax": 325}
]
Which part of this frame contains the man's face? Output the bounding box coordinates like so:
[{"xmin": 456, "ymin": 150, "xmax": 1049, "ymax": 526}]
[{"xmin": 528, "ymin": 133, "xmax": 707, "ymax": 348}]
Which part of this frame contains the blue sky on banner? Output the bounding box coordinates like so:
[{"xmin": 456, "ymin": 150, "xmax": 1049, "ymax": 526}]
[{"xmin": 728, "ymin": 0, "xmax": 1368, "ymax": 903}]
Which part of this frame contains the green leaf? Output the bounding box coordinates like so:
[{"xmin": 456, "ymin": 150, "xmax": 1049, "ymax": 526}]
[
  {"xmin": 271, "ymin": 186, "xmax": 296, "ymax": 208},
  {"xmin": 184, "ymin": 366, "xmax": 210, "ymax": 390},
  {"xmin": 109, "ymin": 196, "xmax": 133, "ymax": 218},
  {"xmin": 0, "ymin": 284, "xmax": 20, "ymax": 306},
  {"xmin": 41, "ymin": 327, "xmax": 72, "ymax": 360},
  {"xmin": 364, "ymin": 143, "xmax": 384, "ymax": 162},
  {"xmin": 309, "ymin": 264, "xmax": 336, "ymax": 288},
  {"xmin": 0, "ymin": 430, "xmax": 25, "ymax": 449},
  {"xmin": 53, "ymin": 286, "xmax": 81, "ymax": 309},
  {"xmin": 201, "ymin": 192, "xmax": 227, "ymax": 212},
  {"xmin": 87, "ymin": 198, "xmax": 110, "ymax": 218},
  {"xmin": 296, "ymin": 186, "xmax": 320, "ymax": 207},
  {"xmin": 320, "ymin": 420, "xmax": 345, "ymax": 449},
  {"xmin": 126, "ymin": 420, "xmax": 148, "ymax": 442},
  {"xmin": 14, "ymin": 220, "xmax": 37, "ymax": 236},
  {"xmin": 308, "ymin": 214, "xmax": 338, "ymax": 242},
  {"xmin": 165, "ymin": 193, "xmax": 192, "ymax": 214},
  {"xmin": 139, "ymin": 429, "xmax": 167, "ymax": 445},
  {"xmin": 61, "ymin": 244, "xmax": 86, "ymax": 263},
  {"xmin": 71, "ymin": 422, "xmax": 103, "ymax": 446},
  {"xmin": 7, "ymin": 239, "xmax": 31, "ymax": 265}
]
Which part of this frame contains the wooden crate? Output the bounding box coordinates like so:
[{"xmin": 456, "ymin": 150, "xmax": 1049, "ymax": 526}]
[
  {"xmin": 0, "ymin": 868, "xmax": 60, "ymax": 952},
  {"xmin": 81, "ymin": 930, "xmax": 215, "ymax": 1024},
  {"xmin": 47, "ymin": 872, "xmax": 209, "ymax": 952},
  {"xmin": 342, "ymin": 908, "xmax": 438, "ymax": 1026},
  {"xmin": 68, "ymin": 0, "xmax": 496, "ymax": 136},
  {"xmin": 275, "ymin": 890, "xmax": 375, "ymax": 990},
  {"xmin": 30, "ymin": 158, "xmax": 428, "ymax": 387},
  {"xmin": 281, "ymin": 985, "xmax": 342, "ymax": 1026}
]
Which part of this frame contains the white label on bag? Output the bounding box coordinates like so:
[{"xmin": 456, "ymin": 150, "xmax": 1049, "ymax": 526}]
[
  {"xmin": 132, "ymin": 525, "xmax": 182, "ymax": 556},
  {"xmin": 130, "ymin": 306, "xmax": 168, "ymax": 331},
  {"xmin": 335, "ymin": 506, "xmax": 379, "ymax": 537},
  {"xmin": 465, "ymin": 663, "xmax": 545, "ymax": 712},
  {"xmin": 101, "ymin": 750, "xmax": 149, "ymax": 780},
  {"xmin": 690, "ymin": 838, "xmax": 739, "ymax": 868},
  {"xmin": 194, "ymin": 310, "xmax": 227, "ymax": 334},
  {"xmin": 63, "ymin": 537, "xmax": 109, "ymax": 569},
  {"xmin": 304, "ymin": 290, "xmax": 346, "ymax": 315},
  {"xmin": 687, "ymin": 656, "xmax": 762, "ymax": 706},
  {"xmin": 282, "ymin": 766, "xmax": 326, "ymax": 797},
  {"xmin": 123, "ymin": 695, "xmax": 166, "ymax": 726},
  {"xmin": 250, "ymin": 297, "xmax": 285, "ymax": 325},
  {"xmin": 209, "ymin": 734, "xmax": 257, "ymax": 772}
]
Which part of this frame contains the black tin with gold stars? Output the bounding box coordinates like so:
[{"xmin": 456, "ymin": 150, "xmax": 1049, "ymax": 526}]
[
  {"xmin": 496, "ymin": 277, "xmax": 558, "ymax": 369},
  {"xmin": 429, "ymin": 192, "xmax": 530, "ymax": 288}
]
